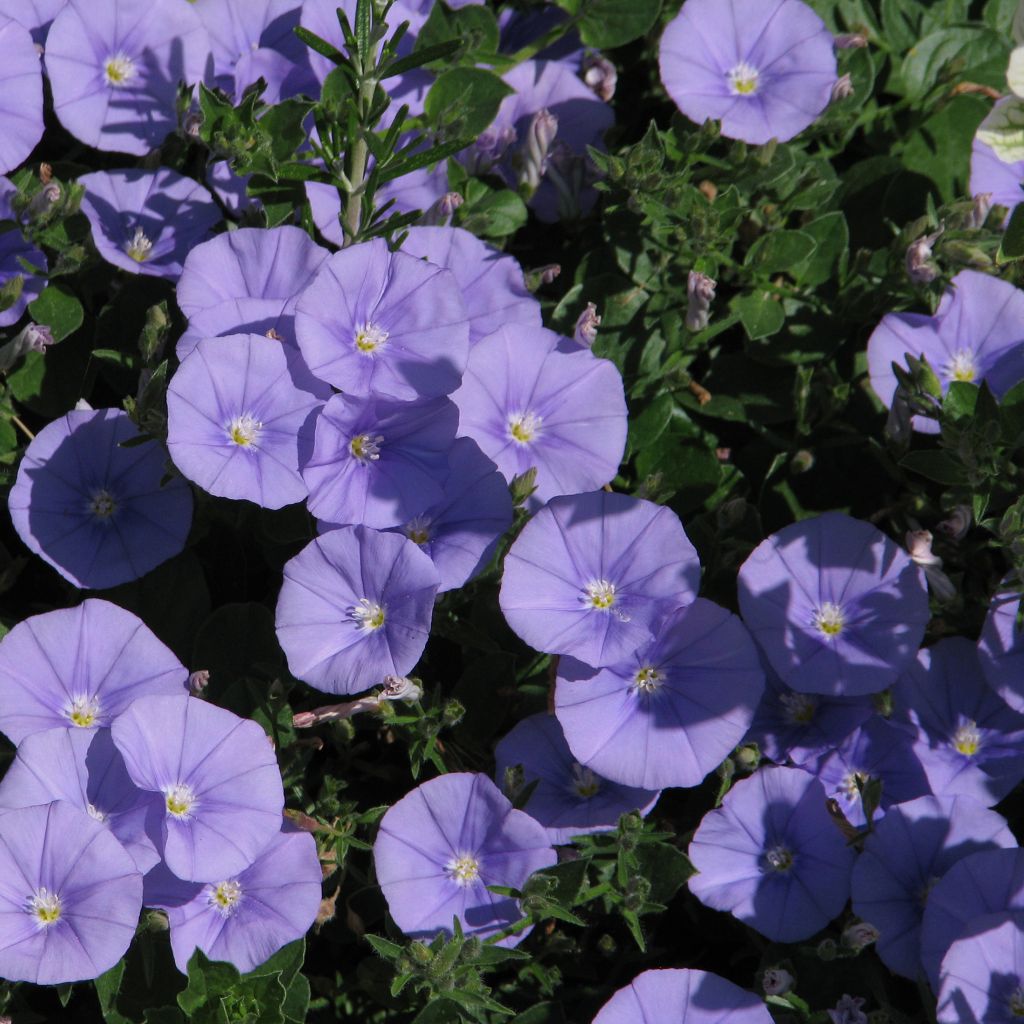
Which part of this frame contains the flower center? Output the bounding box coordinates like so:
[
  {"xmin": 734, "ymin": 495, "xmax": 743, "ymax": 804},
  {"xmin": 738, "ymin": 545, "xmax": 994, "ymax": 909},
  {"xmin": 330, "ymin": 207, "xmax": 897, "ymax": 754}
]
[
  {"xmin": 104, "ymin": 53, "xmax": 137, "ymax": 88},
  {"xmin": 779, "ymin": 691, "xmax": 817, "ymax": 725},
  {"xmin": 1010, "ymin": 985, "xmax": 1024, "ymax": 1017},
  {"xmin": 764, "ymin": 844, "xmax": 793, "ymax": 873},
  {"xmin": 125, "ymin": 226, "xmax": 153, "ymax": 263},
  {"xmin": 404, "ymin": 515, "xmax": 432, "ymax": 546},
  {"xmin": 946, "ymin": 348, "xmax": 978, "ymax": 383},
  {"xmin": 841, "ymin": 770, "xmax": 870, "ymax": 802},
  {"xmin": 583, "ymin": 579, "xmax": 616, "ymax": 610},
  {"xmin": 349, "ymin": 433, "xmax": 383, "ymax": 462},
  {"xmin": 86, "ymin": 803, "xmax": 107, "ymax": 822},
  {"xmin": 66, "ymin": 695, "xmax": 100, "ymax": 728},
  {"xmin": 633, "ymin": 666, "xmax": 663, "ymax": 693},
  {"xmin": 349, "ymin": 598, "xmax": 385, "ymax": 632},
  {"xmin": 727, "ymin": 61, "xmax": 760, "ymax": 95},
  {"xmin": 208, "ymin": 879, "xmax": 243, "ymax": 917},
  {"xmin": 228, "ymin": 413, "xmax": 262, "ymax": 448},
  {"xmin": 446, "ymin": 853, "xmax": 481, "ymax": 885},
  {"xmin": 508, "ymin": 411, "xmax": 543, "ymax": 445},
  {"xmin": 28, "ymin": 887, "xmax": 62, "ymax": 927},
  {"xmin": 571, "ymin": 762, "xmax": 601, "ymax": 799},
  {"xmin": 164, "ymin": 783, "xmax": 197, "ymax": 819},
  {"xmin": 953, "ymin": 719, "xmax": 982, "ymax": 757},
  {"xmin": 88, "ymin": 488, "xmax": 117, "ymax": 521},
  {"xmin": 353, "ymin": 321, "xmax": 389, "ymax": 354},
  {"xmin": 813, "ymin": 601, "xmax": 845, "ymax": 637}
]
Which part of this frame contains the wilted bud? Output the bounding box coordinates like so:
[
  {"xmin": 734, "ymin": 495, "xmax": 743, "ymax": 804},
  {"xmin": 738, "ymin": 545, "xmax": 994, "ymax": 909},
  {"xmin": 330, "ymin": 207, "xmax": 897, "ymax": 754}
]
[
  {"xmin": 905, "ymin": 227, "xmax": 943, "ymax": 284},
  {"xmin": 685, "ymin": 270, "xmax": 717, "ymax": 332},
  {"xmin": 265, "ymin": 327, "xmax": 284, "ymax": 341},
  {"xmin": 25, "ymin": 182, "xmax": 61, "ymax": 219},
  {"xmin": 762, "ymin": 967, "xmax": 794, "ymax": 996},
  {"xmin": 582, "ymin": 53, "xmax": 617, "ymax": 102},
  {"xmin": 519, "ymin": 108, "xmax": 558, "ymax": 192},
  {"xmin": 422, "ymin": 191, "xmax": 464, "ymax": 227},
  {"xmin": 292, "ymin": 695, "xmax": 382, "ymax": 727},
  {"xmin": 525, "ymin": 263, "xmax": 560, "ymax": 291},
  {"xmin": 831, "ymin": 73, "xmax": 854, "ymax": 101},
  {"xmin": 381, "ymin": 674, "xmax": 422, "ymax": 702},
  {"xmin": 0, "ymin": 321, "xmax": 55, "ymax": 373},
  {"xmin": 966, "ymin": 192, "xmax": 993, "ymax": 230},
  {"xmin": 183, "ymin": 111, "xmax": 203, "ymax": 138},
  {"xmin": 573, "ymin": 302, "xmax": 601, "ymax": 348},
  {"xmin": 441, "ymin": 698, "xmax": 465, "ymax": 728},
  {"xmin": 790, "ymin": 449, "xmax": 815, "ymax": 474},
  {"xmin": 937, "ymin": 505, "xmax": 971, "ymax": 541},
  {"xmin": 842, "ymin": 921, "xmax": 880, "ymax": 953},
  {"xmin": 187, "ymin": 669, "xmax": 210, "ymax": 696},
  {"xmin": 834, "ymin": 32, "xmax": 868, "ymax": 48},
  {"xmin": 828, "ymin": 994, "xmax": 868, "ymax": 1024},
  {"xmin": 906, "ymin": 529, "xmax": 957, "ymax": 601}
]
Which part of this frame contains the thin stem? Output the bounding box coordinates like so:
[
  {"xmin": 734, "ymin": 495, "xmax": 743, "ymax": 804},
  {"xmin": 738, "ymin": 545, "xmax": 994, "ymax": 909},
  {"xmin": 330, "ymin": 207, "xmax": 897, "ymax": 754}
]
[{"xmin": 11, "ymin": 414, "xmax": 34, "ymax": 440}]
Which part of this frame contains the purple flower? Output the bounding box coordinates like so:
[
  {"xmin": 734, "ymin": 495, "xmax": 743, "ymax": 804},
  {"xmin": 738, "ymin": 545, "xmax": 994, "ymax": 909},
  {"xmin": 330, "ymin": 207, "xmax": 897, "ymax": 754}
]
[
  {"xmin": 867, "ymin": 270, "xmax": 1024, "ymax": 435},
  {"xmin": 688, "ymin": 765, "xmax": 856, "ymax": 943},
  {"xmin": 0, "ymin": 0, "xmax": 66, "ymax": 47},
  {"xmin": 978, "ymin": 580, "xmax": 1024, "ymax": 714},
  {"xmin": 275, "ymin": 525, "xmax": 440, "ymax": 696},
  {"xmin": 0, "ymin": 598, "xmax": 187, "ymax": 743},
  {"xmin": 377, "ymin": 436, "xmax": 513, "ymax": 594},
  {"xmin": 8, "ymin": 408, "xmax": 194, "ymax": 590},
  {"xmin": 554, "ymin": 599, "xmax": 764, "ymax": 790},
  {"xmin": 111, "ymin": 694, "xmax": 285, "ymax": 882},
  {"xmin": 45, "ymin": 0, "xmax": 211, "ymax": 156},
  {"xmin": 78, "ymin": 168, "xmax": 221, "ymax": 280},
  {"xmin": 0, "ymin": 16, "xmax": 42, "ymax": 174},
  {"xmin": 0, "ymin": 176, "xmax": 47, "ymax": 328},
  {"xmin": 592, "ymin": 968, "xmax": 774, "ymax": 1024},
  {"xmin": 921, "ymin": 849, "xmax": 1024, "ymax": 990},
  {"xmin": 373, "ymin": 772, "xmax": 557, "ymax": 943},
  {"xmin": 302, "ymin": 394, "xmax": 458, "ymax": 529},
  {"xmin": 206, "ymin": 160, "xmax": 256, "ymax": 217},
  {"xmin": 147, "ymin": 828, "xmax": 322, "ymax": 974},
  {"xmin": 0, "ymin": 727, "xmax": 161, "ymax": 872},
  {"xmin": 167, "ymin": 333, "xmax": 328, "ymax": 509},
  {"xmin": 937, "ymin": 911, "xmax": 1024, "ymax": 1023},
  {"xmin": 0, "ymin": 801, "xmax": 142, "ymax": 984},
  {"xmin": 452, "ymin": 325, "xmax": 627, "ymax": 506},
  {"xmin": 493, "ymin": 713, "xmax": 661, "ymax": 845},
  {"xmin": 971, "ymin": 102, "xmax": 1024, "ymax": 223},
  {"xmin": 500, "ymin": 491, "xmax": 702, "ymax": 669},
  {"xmin": 737, "ymin": 512, "xmax": 930, "ymax": 696},
  {"xmin": 400, "ymin": 227, "xmax": 542, "ymax": 346},
  {"xmin": 891, "ymin": 638, "xmax": 1024, "ymax": 806},
  {"xmin": 294, "ymin": 238, "xmax": 469, "ymax": 400},
  {"xmin": 850, "ymin": 794, "xmax": 1016, "ymax": 979},
  {"xmin": 746, "ymin": 665, "xmax": 873, "ymax": 767},
  {"xmin": 811, "ymin": 717, "xmax": 931, "ymax": 828},
  {"xmin": 658, "ymin": 0, "xmax": 837, "ymax": 145}
]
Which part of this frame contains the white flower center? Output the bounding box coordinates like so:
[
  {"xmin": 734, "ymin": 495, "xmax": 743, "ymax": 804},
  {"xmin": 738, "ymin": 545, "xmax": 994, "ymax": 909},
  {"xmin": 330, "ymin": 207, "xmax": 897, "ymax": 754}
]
[
  {"xmin": 164, "ymin": 783, "xmax": 197, "ymax": 819},
  {"xmin": 727, "ymin": 61, "xmax": 760, "ymax": 95},
  {"xmin": 764, "ymin": 844, "xmax": 793, "ymax": 873},
  {"xmin": 228, "ymin": 413, "xmax": 262, "ymax": 448},
  {"xmin": 28, "ymin": 887, "xmax": 62, "ymax": 927},
  {"xmin": 104, "ymin": 52, "xmax": 137, "ymax": 88},
  {"xmin": 208, "ymin": 879, "xmax": 243, "ymax": 916},
  {"xmin": 87, "ymin": 488, "xmax": 117, "ymax": 521},
  {"xmin": 125, "ymin": 226, "xmax": 153, "ymax": 263},
  {"xmin": 945, "ymin": 348, "xmax": 978, "ymax": 383},
  {"xmin": 571, "ymin": 762, "xmax": 601, "ymax": 798},
  {"xmin": 780, "ymin": 691, "xmax": 817, "ymax": 725},
  {"xmin": 404, "ymin": 515, "xmax": 432, "ymax": 546},
  {"xmin": 349, "ymin": 433, "xmax": 383, "ymax": 462},
  {"xmin": 446, "ymin": 853, "xmax": 481, "ymax": 885},
  {"xmin": 353, "ymin": 321, "xmax": 389, "ymax": 355},
  {"xmin": 66, "ymin": 695, "xmax": 100, "ymax": 728},
  {"xmin": 508, "ymin": 411, "xmax": 543, "ymax": 445},
  {"xmin": 582, "ymin": 579, "xmax": 616, "ymax": 610},
  {"xmin": 813, "ymin": 601, "xmax": 845, "ymax": 637},
  {"xmin": 633, "ymin": 666, "xmax": 663, "ymax": 693},
  {"xmin": 349, "ymin": 598, "xmax": 385, "ymax": 632},
  {"xmin": 953, "ymin": 719, "xmax": 982, "ymax": 757}
]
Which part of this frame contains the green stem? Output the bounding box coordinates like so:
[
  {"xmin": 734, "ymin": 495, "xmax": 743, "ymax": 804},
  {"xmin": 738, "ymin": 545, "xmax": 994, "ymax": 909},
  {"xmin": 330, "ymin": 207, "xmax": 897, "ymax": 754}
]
[{"xmin": 343, "ymin": 46, "xmax": 383, "ymax": 244}]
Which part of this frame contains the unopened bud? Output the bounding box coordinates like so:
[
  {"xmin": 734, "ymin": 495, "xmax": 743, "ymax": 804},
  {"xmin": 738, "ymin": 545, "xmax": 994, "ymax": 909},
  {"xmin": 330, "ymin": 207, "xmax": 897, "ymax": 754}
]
[
  {"xmin": 187, "ymin": 669, "xmax": 210, "ymax": 695},
  {"xmin": 519, "ymin": 108, "xmax": 558, "ymax": 192},
  {"xmin": 828, "ymin": 994, "xmax": 868, "ymax": 1024},
  {"xmin": 503, "ymin": 763, "xmax": 526, "ymax": 802},
  {"xmin": 25, "ymin": 182, "xmax": 62, "ymax": 219},
  {"xmin": 937, "ymin": 505, "xmax": 971, "ymax": 541},
  {"xmin": 906, "ymin": 529, "xmax": 941, "ymax": 567},
  {"xmin": 906, "ymin": 227, "xmax": 943, "ymax": 284},
  {"xmin": 966, "ymin": 192, "xmax": 993, "ymax": 230},
  {"xmin": 422, "ymin": 191, "xmax": 464, "ymax": 227},
  {"xmin": 834, "ymin": 32, "xmax": 868, "ymax": 48},
  {"xmin": 525, "ymin": 263, "xmax": 560, "ymax": 291},
  {"xmin": 573, "ymin": 302, "xmax": 601, "ymax": 348},
  {"xmin": 0, "ymin": 321, "xmax": 55, "ymax": 373},
  {"xmin": 817, "ymin": 937, "xmax": 838, "ymax": 961},
  {"xmin": 582, "ymin": 53, "xmax": 617, "ymax": 102},
  {"xmin": 762, "ymin": 967, "xmax": 794, "ymax": 996},
  {"xmin": 510, "ymin": 466, "xmax": 538, "ymax": 506},
  {"xmin": 842, "ymin": 922, "xmax": 880, "ymax": 953},
  {"xmin": 685, "ymin": 271, "xmax": 717, "ymax": 332},
  {"xmin": 831, "ymin": 73, "xmax": 854, "ymax": 102},
  {"xmin": 441, "ymin": 698, "xmax": 465, "ymax": 728},
  {"xmin": 293, "ymin": 695, "xmax": 382, "ymax": 727},
  {"xmin": 183, "ymin": 111, "xmax": 203, "ymax": 139},
  {"xmin": 467, "ymin": 124, "xmax": 517, "ymax": 174},
  {"xmin": 381, "ymin": 674, "xmax": 422, "ymax": 702}
]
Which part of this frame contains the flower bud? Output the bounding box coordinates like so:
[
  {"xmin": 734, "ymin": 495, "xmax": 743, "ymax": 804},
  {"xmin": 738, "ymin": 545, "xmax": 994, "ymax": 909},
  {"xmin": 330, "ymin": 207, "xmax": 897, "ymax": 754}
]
[
  {"xmin": 422, "ymin": 191, "xmax": 464, "ymax": 227},
  {"xmin": 966, "ymin": 192, "xmax": 993, "ymax": 230},
  {"xmin": 187, "ymin": 669, "xmax": 210, "ymax": 695},
  {"xmin": 582, "ymin": 53, "xmax": 617, "ymax": 101},
  {"xmin": 573, "ymin": 302, "xmax": 601, "ymax": 348},
  {"xmin": 828, "ymin": 994, "xmax": 868, "ymax": 1024},
  {"xmin": 937, "ymin": 505, "xmax": 971, "ymax": 541},
  {"xmin": 519, "ymin": 109, "xmax": 559, "ymax": 192},
  {"xmin": 0, "ymin": 321, "xmax": 55, "ymax": 373},
  {"xmin": 842, "ymin": 921, "xmax": 880, "ymax": 952},
  {"xmin": 906, "ymin": 227, "xmax": 943, "ymax": 284},
  {"xmin": 762, "ymin": 967, "xmax": 794, "ymax": 996},
  {"xmin": 685, "ymin": 271, "xmax": 717, "ymax": 332},
  {"xmin": 905, "ymin": 529, "xmax": 941, "ymax": 567},
  {"xmin": 381, "ymin": 674, "xmax": 422, "ymax": 702},
  {"xmin": 25, "ymin": 182, "xmax": 62, "ymax": 219},
  {"xmin": 525, "ymin": 264, "xmax": 561, "ymax": 291},
  {"xmin": 834, "ymin": 32, "xmax": 868, "ymax": 48},
  {"xmin": 831, "ymin": 73, "xmax": 854, "ymax": 101},
  {"xmin": 468, "ymin": 124, "xmax": 517, "ymax": 174},
  {"xmin": 183, "ymin": 111, "xmax": 203, "ymax": 139},
  {"xmin": 817, "ymin": 937, "xmax": 838, "ymax": 961}
]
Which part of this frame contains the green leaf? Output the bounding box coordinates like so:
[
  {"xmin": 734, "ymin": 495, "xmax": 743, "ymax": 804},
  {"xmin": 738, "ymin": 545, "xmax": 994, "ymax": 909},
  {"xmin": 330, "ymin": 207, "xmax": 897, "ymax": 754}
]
[
  {"xmin": 281, "ymin": 973, "xmax": 310, "ymax": 1023},
  {"xmin": 900, "ymin": 450, "xmax": 970, "ymax": 485},
  {"xmin": 424, "ymin": 68, "xmax": 513, "ymax": 137},
  {"xmin": 455, "ymin": 184, "xmax": 528, "ymax": 239},
  {"xmin": 744, "ymin": 229, "xmax": 817, "ymax": 277},
  {"xmin": 563, "ymin": 0, "xmax": 662, "ymax": 48},
  {"xmin": 899, "ymin": 26, "xmax": 1008, "ymax": 99},
  {"xmin": 28, "ymin": 282, "xmax": 83, "ymax": 341},
  {"xmin": 791, "ymin": 212, "xmax": 849, "ymax": 287},
  {"xmin": 731, "ymin": 292, "xmax": 785, "ymax": 340},
  {"xmin": 511, "ymin": 1004, "xmax": 567, "ymax": 1024},
  {"xmin": 1001, "ymin": 201, "xmax": 1024, "ymax": 262},
  {"xmin": 943, "ymin": 380, "xmax": 979, "ymax": 419}
]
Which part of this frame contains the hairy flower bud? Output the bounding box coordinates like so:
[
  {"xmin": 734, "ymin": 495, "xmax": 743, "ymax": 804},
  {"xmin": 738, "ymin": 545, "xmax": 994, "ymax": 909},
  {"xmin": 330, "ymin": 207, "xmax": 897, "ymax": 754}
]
[
  {"xmin": 906, "ymin": 227, "xmax": 943, "ymax": 284},
  {"xmin": 582, "ymin": 53, "xmax": 617, "ymax": 101},
  {"xmin": 842, "ymin": 921, "xmax": 880, "ymax": 952},
  {"xmin": 831, "ymin": 73, "xmax": 854, "ymax": 102},
  {"xmin": 25, "ymin": 182, "xmax": 62, "ymax": 219},
  {"xmin": 685, "ymin": 271, "xmax": 717, "ymax": 332},
  {"xmin": 966, "ymin": 192, "xmax": 993, "ymax": 230},
  {"xmin": 762, "ymin": 967, "xmax": 794, "ymax": 996},
  {"xmin": 519, "ymin": 109, "xmax": 559, "ymax": 193},
  {"xmin": 573, "ymin": 302, "xmax": 601, "ymax": 348}
]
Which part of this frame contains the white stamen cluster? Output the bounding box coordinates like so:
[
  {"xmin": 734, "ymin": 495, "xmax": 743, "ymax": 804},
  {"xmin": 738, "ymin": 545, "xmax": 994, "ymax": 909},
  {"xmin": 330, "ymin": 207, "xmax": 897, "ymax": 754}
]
[
  {"xmin": 228, "ymin": 413, "xmax": 262, "ymax": 448},
  {"xmin": 125, "ymin": 226, "xmax": 153, "ymax": 263},
  {"xmin": 727, "ymin": 61, "xmax": 760, "ymax": 95},
  {"xmin": 104, "ymin": 53, "xmax": 137, "ymax": 88},
  {"xmin": 88, "ymin": 488, "xmax": 117, "ymax": 521},
  {"xmin": 67, "ymin": 695, "xmax": 100, "ymax": 728},
  {"xmin": 507, "ymin": 411, "xmax": 543, "ymax": 445},
  {"xmin": 353, "ymin": 321, "xmax": 390, "ymax": 354},
  {"xmin": 350, "ymin": 433, "xmax": 384, "ymax": 462},
  {"xmin": 446, "ymin": 853, "xmax": 481, "ymax": 885},
  {"xmin": 208, "ymin": 879, "xmax": 243, "ymax": 917},
  {"xmin": 164, "ymin": 783, "xmax": 197, "ymax": 819},
  {"xmin": 812, "ymin": 601, "xmax": 845, "ymax": 637},
  {"xmin": 349, "ymin": 598, "xmax": 385, "ymax": 632},
  {"xmin": 28, "ymin": 887, "xmax": 62, "ymax": 927}
]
